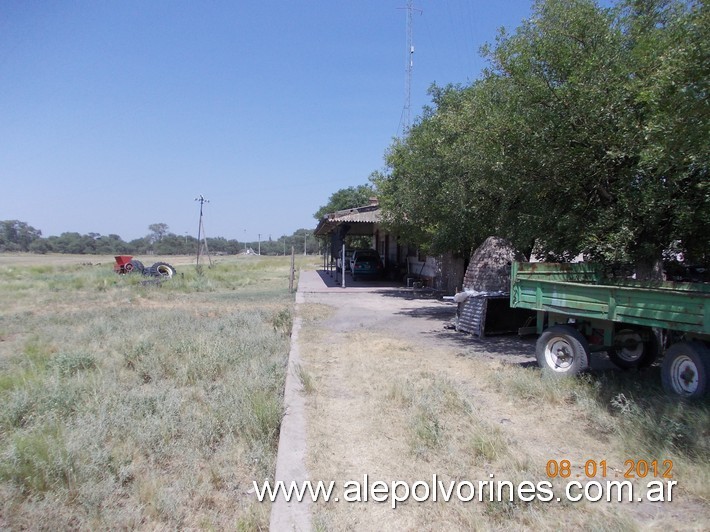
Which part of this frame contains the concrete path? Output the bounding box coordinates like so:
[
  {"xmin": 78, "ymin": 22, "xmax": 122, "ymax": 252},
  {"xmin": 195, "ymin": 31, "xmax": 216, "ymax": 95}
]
[
  {"xmin": 269, "ymin": 270, "xmax": 415, "ymax": 530},
  {"xmin": 269, "ymin": 270, "xmax": 536, "ymax": 530}
]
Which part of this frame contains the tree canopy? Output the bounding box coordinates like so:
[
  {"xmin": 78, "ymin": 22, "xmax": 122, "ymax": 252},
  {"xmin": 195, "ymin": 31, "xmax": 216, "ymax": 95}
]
[
  {"xmin": 373, "ymin": 0, "xmax": 709, "ymax": 275},
  {"xmin": 313, "ymin": 184, "xmax": 375, "ymax": 220},
  {"xmin": 0, "ymin": 220, "xmax": 42, "ymax": 252}
]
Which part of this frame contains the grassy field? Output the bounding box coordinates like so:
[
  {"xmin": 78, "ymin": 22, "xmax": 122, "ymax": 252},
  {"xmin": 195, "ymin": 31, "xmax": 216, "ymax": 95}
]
[
  {"xmin": 3, "ymin": 254, "xmax": 708, "ymax": 529},
  {"xmin": 0, "ymin": 253, "xmax": 318, "ymax": 529}
]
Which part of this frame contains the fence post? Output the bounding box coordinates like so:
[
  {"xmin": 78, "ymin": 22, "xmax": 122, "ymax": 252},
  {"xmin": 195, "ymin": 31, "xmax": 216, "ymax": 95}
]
[{"xmin": 289, "ymin": 246, "xmax": 295, "ymax": 293}]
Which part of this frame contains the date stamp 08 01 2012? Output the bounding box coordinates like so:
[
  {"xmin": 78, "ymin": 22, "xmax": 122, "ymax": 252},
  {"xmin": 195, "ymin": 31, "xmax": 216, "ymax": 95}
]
[{"xmin": 546, "ymin": 459, "xmax": 674, "ymax": 480}]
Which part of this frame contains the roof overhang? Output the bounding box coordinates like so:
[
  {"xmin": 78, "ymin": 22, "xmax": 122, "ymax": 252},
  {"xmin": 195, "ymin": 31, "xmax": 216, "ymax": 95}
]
[{"xmin": 314, "ymin": 204, "xmax": 381, "ymax": 237}]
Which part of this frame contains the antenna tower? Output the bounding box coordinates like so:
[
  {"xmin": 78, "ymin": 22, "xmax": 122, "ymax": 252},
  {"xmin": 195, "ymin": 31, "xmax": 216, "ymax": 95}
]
[
  {"xmin": 195, "ymin": 195, "xmax": 212, "ymax": 268},
  {"xmin": 401, "ymin": 0, "xmax": 421, "ymax": 135}
]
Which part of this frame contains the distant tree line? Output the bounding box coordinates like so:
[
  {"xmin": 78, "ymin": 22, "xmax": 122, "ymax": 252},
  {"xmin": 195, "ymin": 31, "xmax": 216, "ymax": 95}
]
[{"xmin": 0, "ymin": 220, "xmax": 319, "ymax": 256}]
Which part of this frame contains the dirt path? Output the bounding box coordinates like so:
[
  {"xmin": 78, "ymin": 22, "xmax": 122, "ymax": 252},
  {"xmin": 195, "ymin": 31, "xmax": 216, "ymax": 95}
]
[{"xmin": 280, "ymin": 270, "xmax": 705, "ymax": 530}]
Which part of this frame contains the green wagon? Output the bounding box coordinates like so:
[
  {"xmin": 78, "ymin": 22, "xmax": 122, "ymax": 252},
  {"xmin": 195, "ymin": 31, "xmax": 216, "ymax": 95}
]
[{"xmin": 510, "ymin": 262, "xmax": 710, "ymax": 398}]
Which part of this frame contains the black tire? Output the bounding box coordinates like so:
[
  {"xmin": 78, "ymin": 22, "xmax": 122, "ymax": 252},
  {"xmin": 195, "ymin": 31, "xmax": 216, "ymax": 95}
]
[
  {"xmin": 150, "ymin": 262, "xmax": 176, "ymax": 278},
  {"xmin": 126, "ymin": 259, "xmax": 145, "ymax": 274},
  {"xmin": 661, "ymin": 341, "xmax": 709, "ymax": 399},
  {"xmin": 536, "ymin": 324, "xmax": 590, "ymax": 377},
  {"xmin": 608, "ymin": 326, "xmax": 660, "ymax": 370}
]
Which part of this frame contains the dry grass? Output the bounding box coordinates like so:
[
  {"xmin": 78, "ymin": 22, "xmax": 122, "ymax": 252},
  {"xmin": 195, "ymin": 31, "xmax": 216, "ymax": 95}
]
[
  {"xmin": 299, "ymin": 303, "xmax": 336, "ymax": 325},
  {"xmin": 0, "ymin": 253, "xmax": 320, "ymax": 529},
  {"xmin": 299, "ymin": 291, "xmax": 710, "ymax": 531}
]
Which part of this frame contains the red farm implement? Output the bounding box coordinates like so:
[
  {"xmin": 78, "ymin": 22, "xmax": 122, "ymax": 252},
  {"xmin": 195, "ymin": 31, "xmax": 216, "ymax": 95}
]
[{"xmin": 114, "ymin": 256, "xmax": 177, "ymax": 278}]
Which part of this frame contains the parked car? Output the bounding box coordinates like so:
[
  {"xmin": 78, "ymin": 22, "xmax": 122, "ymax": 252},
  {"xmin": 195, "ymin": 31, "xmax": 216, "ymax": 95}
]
[
  {"xmin": 349, "ymin": 249, "xmax": 384, "ymax": 281},
  {"xmin": 336, "ymin": 248, "xmax": 354, "ymax": 272}
]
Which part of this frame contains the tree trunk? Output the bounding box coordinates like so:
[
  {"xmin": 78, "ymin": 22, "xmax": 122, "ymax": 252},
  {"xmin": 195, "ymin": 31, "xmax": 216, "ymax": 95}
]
[{"xmin": 634, "ymin": 258, "xmax": 664, "ymax": 281}]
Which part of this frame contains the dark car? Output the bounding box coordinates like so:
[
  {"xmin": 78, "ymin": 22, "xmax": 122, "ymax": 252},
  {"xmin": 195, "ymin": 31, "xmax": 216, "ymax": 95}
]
[{"xmin": 349, "ymin": 249, "xmax": 384, "ymax": 281}]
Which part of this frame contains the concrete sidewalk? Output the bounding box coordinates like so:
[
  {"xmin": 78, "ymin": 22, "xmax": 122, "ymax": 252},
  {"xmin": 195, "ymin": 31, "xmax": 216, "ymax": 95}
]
[
  {"xmin": 297, "ymin": 268, "xmax": 417, "ymax": 293},
  {"xmin": 268, "ymin": 270, "xmax": 434, "ymax": 531},
  {"xmin": 269, "ymin": 269, "xmax": 499, "ymax": 530}
]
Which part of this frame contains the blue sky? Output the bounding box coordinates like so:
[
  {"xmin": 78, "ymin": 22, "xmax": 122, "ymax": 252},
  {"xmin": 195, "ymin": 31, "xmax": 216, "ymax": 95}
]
[{"xmin": 1, "ymin": 0, "xmax": 536, "ymax": 242}]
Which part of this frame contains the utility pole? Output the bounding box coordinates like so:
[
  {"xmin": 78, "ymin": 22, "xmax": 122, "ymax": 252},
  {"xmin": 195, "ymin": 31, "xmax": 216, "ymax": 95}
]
[
  {"xmin": 304, "ymin": 233, "xmax": 307, "ymax": 256},
  {"xmin": 258, "ymin": 233, "xmax": 261, "ymax": 256},
  {"xmin": 194, "ymin": 195, "xmax": 212, "ymax": 267}
]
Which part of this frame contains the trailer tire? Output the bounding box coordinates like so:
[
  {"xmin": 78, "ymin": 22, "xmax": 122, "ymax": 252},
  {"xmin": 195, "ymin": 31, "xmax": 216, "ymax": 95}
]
[
  {"xmin": 661, "ymin": 342, "xmax": 709, "ymax": 399},
  {"xmin": 150, "ymin": 262, "xmax": 176, "ymax": 278},
  {"xmin": 126, "ymin": 259, "xmax": 145, "ymax": 274},
  {"xmin": 609, "ymin": 326, "xmax": 659, "ymax": 370},
  {"xmin": 536, "ymin": 325, "xmax": 590, "ymax": 377}
]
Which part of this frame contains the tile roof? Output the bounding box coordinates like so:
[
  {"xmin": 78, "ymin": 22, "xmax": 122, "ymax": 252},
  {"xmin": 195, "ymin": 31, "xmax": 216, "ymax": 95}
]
[{"xmin": 314, "ymin": 203, "xmax": 381, "ymax": 235}]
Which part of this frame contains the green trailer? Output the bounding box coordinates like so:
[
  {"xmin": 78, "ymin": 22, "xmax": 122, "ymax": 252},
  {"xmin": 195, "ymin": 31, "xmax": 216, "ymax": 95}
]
[{"xmin": 510, "ymin": 262, "xmax": 710, "ymax": 398}]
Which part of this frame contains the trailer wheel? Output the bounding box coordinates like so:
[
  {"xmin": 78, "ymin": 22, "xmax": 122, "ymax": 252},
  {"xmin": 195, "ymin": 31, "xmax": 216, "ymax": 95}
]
[
  {"xmin": 150, "ymin": 262, "xmax": 176, "ymax": 278},
  {"xmin": 661, "ymin": 342, "xmax": 709, "ymax": 399},
  {"xmin": 609, "ymin": 327, "xmax": 659, "ymax": 370},
  {"xmin": 536, "ymin": 325, "xmax": 590, "ymax": 376}
]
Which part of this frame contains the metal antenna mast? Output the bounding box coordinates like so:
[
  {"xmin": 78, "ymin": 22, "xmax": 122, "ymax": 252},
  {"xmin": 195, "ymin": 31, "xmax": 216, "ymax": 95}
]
[
  {"xmin": 195, "ymin": 195, "xmax": 212, "ymax": 267},
  {"xmin": 400, "ymin": 1, "xmax": 421, "ymax": 135}
]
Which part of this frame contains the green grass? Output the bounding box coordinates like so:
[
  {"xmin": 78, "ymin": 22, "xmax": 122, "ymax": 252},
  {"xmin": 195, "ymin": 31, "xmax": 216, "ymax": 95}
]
[
  {"xmin": 0, "ymin": 254, "xmax": 316, "ymax": 529},
  {"xmin": 294, "ymin": 363, "xmax": 316, "ymax": 395}
]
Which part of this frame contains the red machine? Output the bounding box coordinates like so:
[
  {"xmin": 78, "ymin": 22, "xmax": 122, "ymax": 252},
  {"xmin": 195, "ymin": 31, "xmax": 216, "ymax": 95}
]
[{"xmin": 113, "ymin": 256, "xmax": 176, "ymax": 278}]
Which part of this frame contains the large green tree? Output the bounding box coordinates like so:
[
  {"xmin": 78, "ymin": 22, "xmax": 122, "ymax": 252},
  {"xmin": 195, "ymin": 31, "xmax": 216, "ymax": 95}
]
[
  {"xmin": 375, "ymin": 0, "xmax": 709, "ymax": 276},
  {"xmin": 0, "ymin": 220, "xmax": 42, "ymax": 251},
  {"xmin": 148, "ymin": 223, "xmax": 169, "ymax": 244},
  {"xmin": 374, "ymin": 82, "xmax": 510, "ymax": 255},
  {"xmin": 313, "ymin": 184, "xmax": 375, "ymax": 220}
]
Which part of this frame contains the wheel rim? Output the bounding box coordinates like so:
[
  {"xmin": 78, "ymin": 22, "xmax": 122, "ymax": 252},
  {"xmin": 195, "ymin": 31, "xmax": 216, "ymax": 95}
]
[
  {"xmin": 669, "ymin": 354, "xmax": 698, "ymax": 395},
  {"xmin": 156, "ymin": 266, "xmax": 173, "ymax": 277},
  {"xmin": 614, "ymin": 330, "xmax": 644, "ymax": 362},
  {"xmin": 545, "ymin": 336, "xmax": 575, "ymax": 371}
]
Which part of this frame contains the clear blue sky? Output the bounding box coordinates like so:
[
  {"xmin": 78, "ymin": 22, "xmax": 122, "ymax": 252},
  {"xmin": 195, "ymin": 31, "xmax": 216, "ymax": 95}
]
[{"xmin": 1, "ymin": 0, "xmax": 535, "ymax": 242}]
